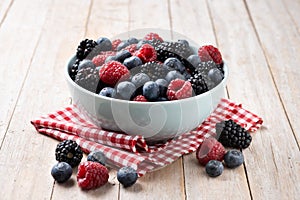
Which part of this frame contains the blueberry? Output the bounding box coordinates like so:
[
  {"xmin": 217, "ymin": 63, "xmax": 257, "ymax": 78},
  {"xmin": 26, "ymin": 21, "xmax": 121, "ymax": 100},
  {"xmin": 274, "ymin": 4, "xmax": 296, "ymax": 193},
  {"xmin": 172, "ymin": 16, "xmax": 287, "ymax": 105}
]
[
  {"xmin": 123, "ymin": 56, "xmax": 142, "ymax": 70},
  {"xmin": 78, "ymin": 59, "xmax": 96, "ymax": 71},
  {"xmin": 143, "ymin": 81, "xmax": 160, "ymax": 101},
  {"xmin": 131, "ymin": 73, "xmax": 150, "ymax": 88},
  {"xmin": 208, "ymin": 68, "xmax": 224, "ymax": 84},
  {"xmin": 136, "ymin": 40, "xmax": 151, "ymax": 49},
  {"xmin": 224, "ymin": 150, "xmax": 244, "ymax": 168},
  {"xmin": 127, "ymin": 37, "xmax": 139, "ymax": 44},
  {"xmin": 99, "ymin": 87, "xmax": 116, "ymax": 98},
  {"xmin": 116, "ymin": 81, "xmax": 136, "ymax": 100},
  {"xmin": 205, "ymin": 160, "xmax": 224, "ymax": 177},
  {"xmin": 187, "ymin": 55, "xmax": 201, "ymax": 68},
  {"xmin": 105, "ymin": 55, "xmax": 117, "ymax": 63},
  {"xmin": 157, "ymin": 97, "xmax": 168, "ymax": 101},
  {"xmin": 117, "ymin": 41, "xmax": 130, "ymax": 51},
  {"xmin": 115, "ymin": 50, "xmax": 132, "ymax": 63},
  {"xmin": 51, "ymin": 162, "xmax": 73, "ymax": 183},
  {"xmin": 117, "ymin": 166, "xmax": 138, "ymax": 187},
  {"xmin": 165, "ymin": 70, "xmax": 186, "ymax": 83},
  {"xmin": 178, "ymin": 39, "xmax": 189, "ymax": 46},
  {"xmin": 164, "ymin": 57, "xmax": 186, "ymax": 73},
  {"xmin": 87, "ymin": 150, "xmax": 107, "ymax": 166},
  {"xmin": 96, "ymin": 37, "xmax": 112, "ymax": 51},
  {"xmin": 155, "ymin": 79, "xmax": 168, "ymax": 97}
]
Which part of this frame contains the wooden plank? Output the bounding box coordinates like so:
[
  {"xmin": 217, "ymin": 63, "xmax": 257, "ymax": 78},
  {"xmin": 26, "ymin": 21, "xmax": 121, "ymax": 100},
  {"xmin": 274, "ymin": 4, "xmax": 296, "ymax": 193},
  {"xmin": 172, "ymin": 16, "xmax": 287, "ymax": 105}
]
[
  {"xmin": 51, "ymin": 0, "xmax": 130, "ymax": 199},
  {"xmin": 0, "ymin": 0, "xmax": 51, "ymax": 146},
  {"xmin": 119, "ymin": 1, "xmax": 187, "ymax": 200},
  {"xmin": 0, "ymin": 0, "xmax": 92, "ymax": 199},
  {"xmin": 282, "ymin": 0, "xmax": 300, "ymax": 34},
  {"xmin": 0, "ymin": 0, "xmax": 13, "ymax": 26},
  {"xmin": 170, "ymin": 0, "xmax": 251, "ymax": 199},
  {"xmin": 245, "ymin": 0, "xmax": 300, "ymax": 146},
  {"xmin": 208, "ymin": 0, "xmax": 300, "ymax": 199}
]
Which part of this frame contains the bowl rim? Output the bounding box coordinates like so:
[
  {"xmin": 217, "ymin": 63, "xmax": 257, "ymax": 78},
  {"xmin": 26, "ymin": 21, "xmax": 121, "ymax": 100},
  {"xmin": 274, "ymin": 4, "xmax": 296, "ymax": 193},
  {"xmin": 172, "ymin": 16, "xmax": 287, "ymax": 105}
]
[{"xmin": 65, "ymin": 56, "xmax": 228, "ymax": 105}]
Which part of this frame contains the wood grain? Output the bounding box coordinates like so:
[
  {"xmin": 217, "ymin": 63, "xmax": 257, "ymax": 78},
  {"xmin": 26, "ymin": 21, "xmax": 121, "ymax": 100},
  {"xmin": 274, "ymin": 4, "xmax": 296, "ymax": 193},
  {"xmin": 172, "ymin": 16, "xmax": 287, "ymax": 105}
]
[
  {"xmin": 209, "ymin": 0, "xmax": 300, "ymax": 199},
  {"xmin": 170, "ymin": 0, "xmax": 251, "ymax": 199},
  {"xmin": 0, "ymin": 0, "xmax": 13, "ymax": 26},
  {"xmin": 281, "ymin": 0, "xmax": 300, "ymax": 34}
]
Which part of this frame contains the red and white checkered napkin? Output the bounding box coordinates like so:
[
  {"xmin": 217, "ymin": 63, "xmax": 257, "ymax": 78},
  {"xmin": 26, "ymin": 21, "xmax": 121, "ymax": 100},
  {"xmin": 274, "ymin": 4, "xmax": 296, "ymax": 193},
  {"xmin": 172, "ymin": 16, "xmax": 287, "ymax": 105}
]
[{"xmin": 31, "ymin": 98, "xmax": 263, "ymax": 176}]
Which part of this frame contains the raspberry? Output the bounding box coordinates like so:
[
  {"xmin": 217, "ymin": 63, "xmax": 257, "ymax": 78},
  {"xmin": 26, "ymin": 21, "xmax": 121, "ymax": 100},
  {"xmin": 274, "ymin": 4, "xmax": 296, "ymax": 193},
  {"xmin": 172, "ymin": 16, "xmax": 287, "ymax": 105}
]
[
  {"xmin": 144, "ymin": 32, "xmax": 163, "ymax": 42},
  {"xmin": 112, "ymin": 39, "xmax": 122, "ymax": 51},
  {"xmin": 167, "ymin": 79, "xmax": 192, "ymax": 100},
  {"xmin": 92, "ymin": 51, "xmax": 116, "ymax": 66},
  {"xmin": 77, "ymin": 161, "xmax": 109, "ymax": 190},
  {"xmin": 134, "ymin": 44, "xmax": 157, "ymax": 63},
  {"xmin": 198, "ymin": 45, "xmax": 223, "ymax": 64},
  {"xmin": 124, "ymin": 44, "xmax": 137, "ymax": 54},
  {"xmin": 196, "ymin": 137, "xmax": 226, "ymax": 166},
  {"xmin": 133, "ymin": 95, "xmax": 148, "ymax": 102},
  {"xmin": 99, "ymin": 61, "xmax": 130, "ymax": 86}
]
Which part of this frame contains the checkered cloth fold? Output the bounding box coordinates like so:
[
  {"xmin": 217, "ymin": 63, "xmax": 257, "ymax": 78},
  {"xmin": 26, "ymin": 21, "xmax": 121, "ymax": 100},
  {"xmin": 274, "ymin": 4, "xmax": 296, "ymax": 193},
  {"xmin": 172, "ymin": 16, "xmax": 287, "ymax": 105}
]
[{"xmin": 31, "ymin": 98, "xmax": 263, "ymax": 176}]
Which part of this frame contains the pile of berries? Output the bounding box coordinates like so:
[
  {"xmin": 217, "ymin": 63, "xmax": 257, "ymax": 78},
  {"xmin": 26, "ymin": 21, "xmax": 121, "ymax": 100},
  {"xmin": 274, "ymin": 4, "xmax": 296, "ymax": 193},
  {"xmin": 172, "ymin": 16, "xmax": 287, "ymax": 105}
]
[
  {"xmin": 196, "ymin": 119, "xmax": 252, "ymax": 177},
  {"xmin": 51, "ymin": 140, "xmax": 138, "ymax": 190},
  {"xmin": 70, "ymin": 33, "xmax": 225, "ymax": 102}
]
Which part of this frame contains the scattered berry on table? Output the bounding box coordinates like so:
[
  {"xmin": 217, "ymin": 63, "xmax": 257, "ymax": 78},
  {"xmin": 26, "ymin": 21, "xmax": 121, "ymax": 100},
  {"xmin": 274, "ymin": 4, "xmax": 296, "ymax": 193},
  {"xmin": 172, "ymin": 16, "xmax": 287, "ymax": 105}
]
[
  {"xmin": 198, "ymin": 45, "xmax": 223, "ymax": 64},
  {"xmin": 216, "ymin": 119, "xmax": 252, "ymax": 149},
  {"xmin": 208, "ymin": 68, "xmax": 224, "ymax": 85},
  {"xmin": 123, "ymin": 56, "xmax": 142, "ymax": 70},
  {"xmin": 117, "ymin": 166, "xmax": 138, "ymax": 187},
  {"xmin": 99, "ymin": 61, "xmax": 130, "ymax": 86},
  {"xmin": 187, "ymin": 54, "xmax": 201, "ymax": 68},
  {"xmin": 205, "ymin": 160, "xmax": 224, "ymax": 177},
  {"xmin": 144, "ymin": 32, "xmax": 163, "ymax": 42},
  {"xmin": 143, "ymin": 81, "xmax": 160, "ymax": 101},
  {"xmin": 224, "ymin": 150, "xmax": 244, "ymax": 168},
  {"xmin": 116, "ymin": 81, "xmax": 136, "ymax": 100},
  {"xmin": 133, "ymin": 95, "xmax": 148, "ymax": 102},
  {"xmin": 196, "ymin": 137, "xmax": 226, "ymax": 166},
  {"xmin": 167, "ymin": 79, "xmax": 192, "ymax": 100},
  {"xmin": 87, "ymin": 150, "xmax": 107, "ymax": 166},
  {"xmin": 95, "ymin": 37, "xmax": 112, "ymax": 52},
  {"xmin": 99, "ymin": 87, "xmax": 116, "ymax": 98},
  {"xmin": 55, "ymin": 140, "xmax": 83, "ymax": 167},
  {"xmin": 75, "ymin": 67, "xmax": 100, "ymax": 93},
  {"xmin": 51, "ymin": 162, "xmax": 73, "ymax": 183},
  {"xmin": 134, "ymin": 44, "xmax": 157, "ymax": 63},
  {"xmin": 165, "ymin": 70, "xmax": 186, "ymax": 83},
  {"xmin": 164, "ymin": 57, "xmax": 186, "ymax": 74},
  {"xmin": 77, "ymin": 161, "xmax": 109, "ymax": 190},
  {"xmin": 188, "ymin": 71, "xmax": 208, "ymax": 95},
  {"xmin": 155, "ymin": 78, "xmax": 169, "ymax": 97},
  {"xmin": 112, "ymin": 39, "xmax": 122, "ymax": 51},
  {"xmin": 115, "ymin": 50, "xmax": 132, "ymax": 63}
]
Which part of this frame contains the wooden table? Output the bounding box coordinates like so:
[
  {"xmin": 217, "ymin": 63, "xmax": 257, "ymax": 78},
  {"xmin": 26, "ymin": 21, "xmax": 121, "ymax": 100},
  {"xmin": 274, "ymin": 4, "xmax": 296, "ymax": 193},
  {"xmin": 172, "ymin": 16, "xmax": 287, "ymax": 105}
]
[{"xmin": 0, "ymin": 0, "xmax": 299, "ymax": 199}]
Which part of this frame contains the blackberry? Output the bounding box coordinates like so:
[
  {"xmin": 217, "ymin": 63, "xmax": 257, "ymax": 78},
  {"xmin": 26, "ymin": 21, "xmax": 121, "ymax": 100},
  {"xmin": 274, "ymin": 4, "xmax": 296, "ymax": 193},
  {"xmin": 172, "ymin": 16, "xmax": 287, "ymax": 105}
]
[
  {"xmin": 216, "ymin": 119, "xmax": 252, "ymax": 149},
  {"xmin": 155, "ymin": 41, "xmax": 194, "ymax": 71},
  {"xmin": 70, "ymin": 39, "xmax": 98, "ymax": 80},
  {"xmin": 196, "ymin": 61, "xmax": 218, "ymax": 77},
  {"xmin": 76, "ymin": 39, "xmax": 98, "ymax": 60},
  {"xmin": 75, "ymin": 67, "xmax": 100, "ymax": 93},
  {"xmin": 188, "ymin": 72, "xmax": 208, "ymax": 95},
  {"xmin": 55, "ymin": 140, "xmax": 83, "ymax": 167},
  {"xmin": 137, "ymin": 61, "xmax": 169, "ymax": 81}
]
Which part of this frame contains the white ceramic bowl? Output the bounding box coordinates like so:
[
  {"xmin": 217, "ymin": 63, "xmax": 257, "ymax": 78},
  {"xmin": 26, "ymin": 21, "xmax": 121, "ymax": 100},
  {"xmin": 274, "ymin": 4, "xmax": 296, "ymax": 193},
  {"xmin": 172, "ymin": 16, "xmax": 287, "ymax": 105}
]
[{"xmin": 65, "ymin": 30, "xmax": 228, "ymax": 142}]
